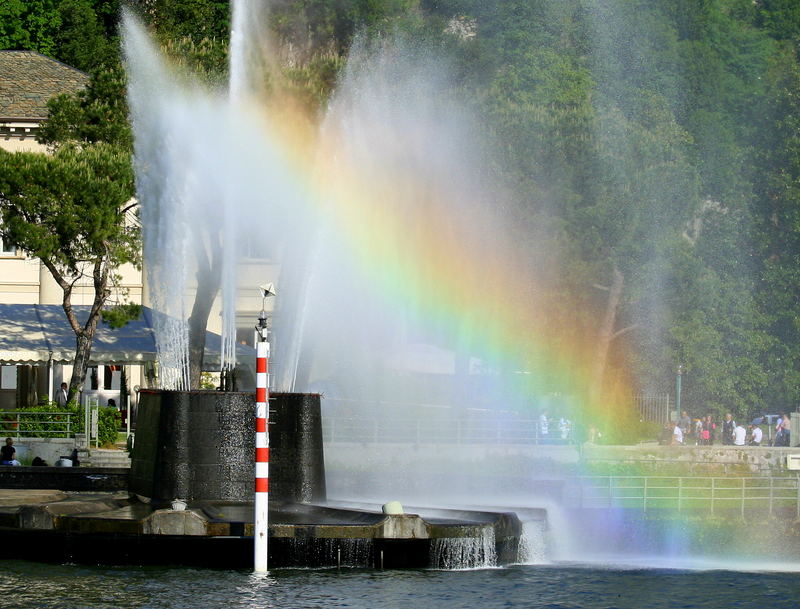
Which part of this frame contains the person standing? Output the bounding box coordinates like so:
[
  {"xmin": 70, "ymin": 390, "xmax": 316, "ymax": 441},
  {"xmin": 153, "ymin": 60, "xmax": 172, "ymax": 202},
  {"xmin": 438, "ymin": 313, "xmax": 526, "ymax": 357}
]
[
  {"xmin": 722, "ymin": 413, "xmax": 735, "ymax": 445},
  {"xmin": 672, "ymin": 423, "xmax": 684, "ymax": 445},
  {"xmin": 558, "ymin": 416, "xmax": 571, "ymax": 442},
  {"xmin": 702, "ymin": 415, "xmax": 716, "ymax": 445},
  {"xmin": 778, "ymin": 413, "xmax": 791, "ymax": 446},
  {"xmin": 56, "ymin": 382, "xmax": 69, "ymax": 407},
  {"xmin": 539, "ymin": 411, "xmax": 549, "ymax": 442},
  {"xmin": 694, "ymin": 418, "xmax": 703, "ymax": 445},
  {"xmin": 733, "ymin": 423, "xmax": 746, "ymax": 446},
  {"xmin": 679, "ymin": 411, "xmax": 692, "ymax": 442}
]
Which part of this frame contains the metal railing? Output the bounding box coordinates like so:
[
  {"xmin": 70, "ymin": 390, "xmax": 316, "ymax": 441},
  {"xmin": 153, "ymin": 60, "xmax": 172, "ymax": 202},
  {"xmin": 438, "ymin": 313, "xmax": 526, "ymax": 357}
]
[
  {"xmin": 634, "ymin": 394, "xmax": 671, "ymax": 423},
  {"xmin": 322, "ymin": 417, "xmax": 573, "ymax": 445},
  {"xmin": 0, "ymin": 411, "xmax": 76, "ymax": 438},
  {"xmin": 570, "ymin": 475, "xmax": 800, "ymax": 517}
]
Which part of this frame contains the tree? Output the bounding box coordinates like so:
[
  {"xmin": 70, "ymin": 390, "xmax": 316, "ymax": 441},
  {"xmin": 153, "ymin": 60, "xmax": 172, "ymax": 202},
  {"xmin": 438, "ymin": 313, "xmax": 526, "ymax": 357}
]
[
  {"xmin": 0, "ymin": 0, "xmax": 60, "ymax": 56},
  {"xmin": 0, "ymin": 144, "xmax": 139, "ymax": 400},
  {"xmin": 1, "ymin": 60, "xmax": 137, "ymax": 400},
  {"xmin": 54, "ymin": 0, "xmax": 117, "ymax": 72}
]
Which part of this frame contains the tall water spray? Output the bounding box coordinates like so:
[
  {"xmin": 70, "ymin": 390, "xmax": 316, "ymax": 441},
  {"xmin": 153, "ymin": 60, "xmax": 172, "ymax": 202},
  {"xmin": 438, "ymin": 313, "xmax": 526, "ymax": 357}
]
[
  {"xmin": 125, "ymin": 1, "xmax": 538, "ymax": 404},
  {"xmin": 125, "ymin": 0, "xmax": 573, "ymax": 507},
  {"xmin": 125, "ymin": 2, "xmax": 304, "ymax": 389}
]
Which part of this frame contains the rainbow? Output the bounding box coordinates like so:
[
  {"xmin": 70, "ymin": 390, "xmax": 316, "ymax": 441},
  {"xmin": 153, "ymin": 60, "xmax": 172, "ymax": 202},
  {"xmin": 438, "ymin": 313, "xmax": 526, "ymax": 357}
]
[{"xmin": 244, "ymin": 72, "xmax": 637, "ymax": 441}]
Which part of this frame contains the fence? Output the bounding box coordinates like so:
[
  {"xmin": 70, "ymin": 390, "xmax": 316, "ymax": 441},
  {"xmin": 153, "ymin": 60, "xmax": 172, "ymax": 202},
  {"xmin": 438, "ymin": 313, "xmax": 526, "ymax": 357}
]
[
  {"xmin": 634, "ymin": 394, "xmax": 671, "ymax": 423},
  {"xmin": 570, "ymin": 475, "xmax": 800, "ymax": 517},
  {"xmin": 322, "ymin": 417, "xmax": 574, "ymax": 445},
  {"xmin": 0, "ymin": 411, "xmax": 76, "ymax": 438}
]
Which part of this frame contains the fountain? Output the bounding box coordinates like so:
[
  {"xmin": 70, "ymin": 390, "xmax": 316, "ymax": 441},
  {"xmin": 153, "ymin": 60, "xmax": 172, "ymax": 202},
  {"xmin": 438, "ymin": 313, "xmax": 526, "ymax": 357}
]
[{"xmin": 114, "ymin": 0, "xmax": 550, "ymax": 567}]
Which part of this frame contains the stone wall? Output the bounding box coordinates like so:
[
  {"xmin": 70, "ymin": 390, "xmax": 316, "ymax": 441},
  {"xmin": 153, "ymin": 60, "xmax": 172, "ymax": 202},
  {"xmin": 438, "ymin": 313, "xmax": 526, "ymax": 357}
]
[
  {"xmin": 7, "ymin": 438, "xmax": 74, "ymax": 466},
  {"xmin": 581, "ymin": 444, "xmax": 800, "ymax": 476}
]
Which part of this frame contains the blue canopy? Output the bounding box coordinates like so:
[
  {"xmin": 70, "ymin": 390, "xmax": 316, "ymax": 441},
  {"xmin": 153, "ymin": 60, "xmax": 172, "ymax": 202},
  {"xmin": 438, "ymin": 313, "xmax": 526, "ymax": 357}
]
[{"xmin": 0, "ymin": 304, "xmax": 254, "ymax": 368}]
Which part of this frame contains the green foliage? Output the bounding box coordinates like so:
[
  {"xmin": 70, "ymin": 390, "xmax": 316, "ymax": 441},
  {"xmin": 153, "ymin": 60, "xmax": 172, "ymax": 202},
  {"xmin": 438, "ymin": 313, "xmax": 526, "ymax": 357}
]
[
  {"xmin": 0, "ymin": 143, "xmax": 138, "ymax": 277},
  {"xmin": 54, "ymin": 0, "xmax": 117, "ymax": 72},
  {"xmin": 38, "ymin": 64, "xmax": 132, "ymax": 151},
  {"xmin": 157, "ymin": 36, "xmax": 230, "ymax": 84},
  {"xmin": 756, "ymin": 0, "xmax": 800, "ymax": 42},
  {"xmin": 283, "ymin": 52, "xmax": 347, "ymax": 114},
  {"xmin": 0, "ymin": 0, "xmax": 120, "ymax": 71},
  {"xmin": 0, "ymin": 0, "xmax": 60, "ymax": 56},
  {"xmin": 2, "ymin": 402, "xmax": 80, "ymax": 438},
  {"xmin": 143, "ymin": 0, "xmax": 230, "ymax": 42},
  {"xmin": 14, "ymin": 401, "xmax": 119, "ymax": 445},
  {"xmin": 101, "ymin": 303, "xmax": 142, "ymax": 329},
  {"xmin": 271, "ymin": 0, "xmax": 419, "ymax": 52},
  {"xmin": 96, "ymin": 406, "xmax": 120, "ymax": 446},
  {"xmin": 3, "ymin": 0, "xmax": 800, "ymax": 433},
  {"xmin": 199, "ymin": 372, "xmax": 218, "ymax": 390}
]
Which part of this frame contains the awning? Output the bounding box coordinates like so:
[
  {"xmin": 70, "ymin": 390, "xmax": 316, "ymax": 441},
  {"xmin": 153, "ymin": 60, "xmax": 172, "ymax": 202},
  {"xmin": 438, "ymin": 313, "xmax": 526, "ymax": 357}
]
[{"xmin": 0, "ymin": 304, "xmax": 254, "ymax": 368}]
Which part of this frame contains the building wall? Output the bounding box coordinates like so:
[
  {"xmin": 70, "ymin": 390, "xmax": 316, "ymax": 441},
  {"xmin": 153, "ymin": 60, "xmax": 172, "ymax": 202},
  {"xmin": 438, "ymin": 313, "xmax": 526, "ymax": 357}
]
[{"xmin": 0, "ymin": 124, "xmax": 44, "ymax": 153}]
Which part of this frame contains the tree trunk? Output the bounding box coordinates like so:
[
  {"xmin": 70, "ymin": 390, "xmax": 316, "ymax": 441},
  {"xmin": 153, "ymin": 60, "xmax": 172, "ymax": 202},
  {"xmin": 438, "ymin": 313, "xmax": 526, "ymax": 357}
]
[
  {"xmin": 188, "ymin": 279, "xmax": 220, "ymax": 389},
  {"xmin": 59, "ymin": 258, "xmax": 108, "ymax": 402},
  {"xmin": 69, "ymin": 332, "xmax": 94, "ymax": 401},
  {"xmin": 591, "ymin": 262, "xmax": 624, "ymax": 401}
]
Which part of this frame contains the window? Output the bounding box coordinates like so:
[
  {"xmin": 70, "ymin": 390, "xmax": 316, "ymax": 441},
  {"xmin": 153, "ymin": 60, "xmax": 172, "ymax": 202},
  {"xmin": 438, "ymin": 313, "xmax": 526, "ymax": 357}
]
[
  {"xmin": 0, "ymin": 235, "xmax": 17, "ymax": 257},
  {"xmin": 104, "ymin": 365, "xmax": 121, "ymax": 390},
  {"xmin": 0, "ymin": 366, "xmax": 17, "ymax": 390}
]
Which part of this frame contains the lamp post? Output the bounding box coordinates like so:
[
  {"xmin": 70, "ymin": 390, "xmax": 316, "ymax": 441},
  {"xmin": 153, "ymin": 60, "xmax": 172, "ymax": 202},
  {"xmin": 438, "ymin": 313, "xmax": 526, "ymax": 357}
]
[
  {"xmin": 675, "ymin": 364, "xmax": 684, "ymax": 423},
  {"xmin": 254, "ymin": 283, "xmax": 275, "ymax": 573}
]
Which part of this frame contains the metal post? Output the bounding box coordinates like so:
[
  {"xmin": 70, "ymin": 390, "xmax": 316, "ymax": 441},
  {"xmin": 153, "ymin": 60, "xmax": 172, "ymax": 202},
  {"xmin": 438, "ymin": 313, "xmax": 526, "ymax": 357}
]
[
  {"xmin": 740, "ymin": 478, "xmax": 745, "ymax": 519},
  {"xmin": 254, "ymin": 283, "xmax": 274, "ymax": 573},
  {"xmin": 643, "ymin": 477, "xmax": 648, "ymax": 513},
  {"xmin": 796, "ymin": 475, "xmax": 799, "ymax": 519},
  {"xmin": 769, "ymin": 476, "xmax": 775, "ymax": 516},
  {"xmin": 711, "ymin": 478, "xmax": 716, "ymax": 515},
  {"xmin": 675, "ymin": 364, "xmax": 683, "ymax": 423},
  {"xmin": 47, "ymin": 356, "xmax": 54, "ymax": 403}
]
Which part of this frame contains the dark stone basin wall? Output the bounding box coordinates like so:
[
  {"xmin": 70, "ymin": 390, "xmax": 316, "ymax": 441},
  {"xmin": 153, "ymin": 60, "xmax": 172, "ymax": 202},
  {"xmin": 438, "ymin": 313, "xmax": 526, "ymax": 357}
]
[
  {"xmin": 130, "ymin": 390, "xmax": 325, "ymax": 505},
  {"xmin": 268, "ymin": 392, "xmax": 326, "ymax": 504}
]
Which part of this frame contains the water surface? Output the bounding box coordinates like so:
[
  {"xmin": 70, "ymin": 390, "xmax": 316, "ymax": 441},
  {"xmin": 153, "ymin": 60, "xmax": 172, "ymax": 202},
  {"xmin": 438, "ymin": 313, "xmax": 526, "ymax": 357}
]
[{"xmin": 4, "ymin": 560, "xmax": 798, "ymax": 609}]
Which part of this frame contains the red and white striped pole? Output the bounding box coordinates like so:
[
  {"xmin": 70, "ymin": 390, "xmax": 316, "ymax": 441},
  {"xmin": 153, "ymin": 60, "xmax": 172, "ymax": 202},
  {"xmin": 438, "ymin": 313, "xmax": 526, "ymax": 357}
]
[
  {"xmin": 255, "ymin": 338, "xmax": 269, "ymax": 571},
  {"xmin": 255, "ymin": 283, "xmax": 274, "ymax": 573}
]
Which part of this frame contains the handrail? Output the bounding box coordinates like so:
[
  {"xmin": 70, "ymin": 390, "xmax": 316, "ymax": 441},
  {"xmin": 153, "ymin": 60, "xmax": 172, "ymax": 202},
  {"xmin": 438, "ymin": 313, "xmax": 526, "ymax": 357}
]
[
  {"xmin": 322, "ymin": 416, "xmax": 575, "ymax": 445},
  {"xmin": 0, "ymin": 410, "xmax": 76, "ymax": 438},
  {"xmin": 573, "ymin": 475, "xmax": 800, "ymax": 517}
]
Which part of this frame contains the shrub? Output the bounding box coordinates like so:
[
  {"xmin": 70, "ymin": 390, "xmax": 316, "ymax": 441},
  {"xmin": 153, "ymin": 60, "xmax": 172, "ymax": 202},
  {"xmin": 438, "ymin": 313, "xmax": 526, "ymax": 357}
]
[{"xmin": 14, "ymin": 401, "xmax": 118, "ymax": 445}]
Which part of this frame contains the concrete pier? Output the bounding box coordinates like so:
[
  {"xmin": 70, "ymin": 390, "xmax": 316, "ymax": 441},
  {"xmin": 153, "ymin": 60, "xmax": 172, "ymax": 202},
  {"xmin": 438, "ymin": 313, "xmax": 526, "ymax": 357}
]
[
  {"xmin": 0, "ymin": 390, "xmax": 526, "ymax": 568},
  {"xmin": 0, "ymin": 489, "xmax": 525, "ymax": 568}
]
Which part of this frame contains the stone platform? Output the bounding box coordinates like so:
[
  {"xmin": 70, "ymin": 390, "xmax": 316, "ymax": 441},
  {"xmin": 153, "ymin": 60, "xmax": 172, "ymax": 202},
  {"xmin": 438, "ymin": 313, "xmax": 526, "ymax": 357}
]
[{"xmin": 0, "ymin": 489, "xmax": 526, "ymax": 569}]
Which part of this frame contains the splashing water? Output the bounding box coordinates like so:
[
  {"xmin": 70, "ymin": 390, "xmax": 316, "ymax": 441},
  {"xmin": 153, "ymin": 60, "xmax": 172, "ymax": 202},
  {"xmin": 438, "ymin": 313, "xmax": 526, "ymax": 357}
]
[
  {"xmin": 517, "ymin": 520, "xmax": 550, "ymax": 565},
  {"xmin": 431, "ymin": 527, "xmax": 497, "ymax": 570}
]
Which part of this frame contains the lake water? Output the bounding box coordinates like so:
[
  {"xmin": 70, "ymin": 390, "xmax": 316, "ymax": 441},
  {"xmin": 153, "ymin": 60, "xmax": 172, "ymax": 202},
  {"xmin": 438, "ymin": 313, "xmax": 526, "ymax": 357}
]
[{"xmin": 4, "ymin": 559, "xmax": 799, "ymax": 609}]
